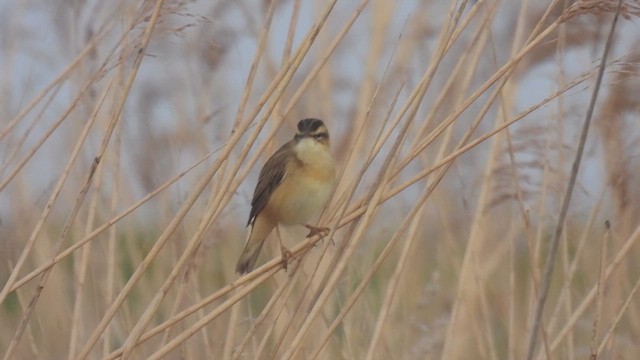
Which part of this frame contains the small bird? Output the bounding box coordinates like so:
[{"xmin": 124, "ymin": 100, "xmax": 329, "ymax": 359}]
[{"xmin": 235, "ymin": 118, "xmax": 336, "ymax": 274}]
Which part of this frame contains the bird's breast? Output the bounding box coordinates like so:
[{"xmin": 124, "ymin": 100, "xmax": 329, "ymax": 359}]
[{"xmin": 267, "ymin": 145, "xmax": 335, "ymax": 225}]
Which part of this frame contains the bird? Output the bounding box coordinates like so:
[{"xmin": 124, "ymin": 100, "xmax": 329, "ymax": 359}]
[{"xmin": 235, "ymin": 118, "xmax": 336, "ymax": 275}]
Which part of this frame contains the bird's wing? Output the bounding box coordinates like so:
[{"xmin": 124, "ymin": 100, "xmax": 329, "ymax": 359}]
[{"xmin": 247, "ymin": 140, "xmax": 295, "ymax": 226}]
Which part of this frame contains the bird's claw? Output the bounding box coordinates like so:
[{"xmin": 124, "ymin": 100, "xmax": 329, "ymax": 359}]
[
  {"xmin": 280, "ymin": 245, "xmax": 293, "ymax": 272},
  {"xmin": 304, "ymin": 224, "xmax": 330, "ymax": 238},
  {"xmin": 305, "ymin": 224, "xmax": 334, "ymax": 247}
]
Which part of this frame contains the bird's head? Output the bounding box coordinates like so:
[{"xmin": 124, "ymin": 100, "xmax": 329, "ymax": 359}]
[{"xmin": 294, "ymin": 118, "xmax": 330, "ymax": 145}]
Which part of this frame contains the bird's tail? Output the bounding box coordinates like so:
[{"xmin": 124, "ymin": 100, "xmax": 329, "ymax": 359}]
[
  {"xmin": 235, "ymin": 239, "xmax": 265, "ymax": 275},
  {"xmin": 235, "ymin": 218, "xmax": 274, "ymax": 274}
]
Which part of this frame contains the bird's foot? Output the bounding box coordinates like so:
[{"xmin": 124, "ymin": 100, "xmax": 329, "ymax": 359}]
[
  {"xmin": 304, "ymin": 224, "xmax": 330, "ymax": 239},
  {"xmin": 304, "ymin": 224, "xmax": 336, "ymax": 246},
  {"xmin": 280, "ymin": 245, "xmax": 293, "ymax": 272}
]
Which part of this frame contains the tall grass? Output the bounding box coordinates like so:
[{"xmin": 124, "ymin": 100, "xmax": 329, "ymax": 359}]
[{"xmin": 1, "ymin": 0, "xmax": 640, "ymax": 359}]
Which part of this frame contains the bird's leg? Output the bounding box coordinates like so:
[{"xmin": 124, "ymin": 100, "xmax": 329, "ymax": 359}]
[{"xmin": 276, "ymin": 226, "xmax": 293, "ymax": 271}]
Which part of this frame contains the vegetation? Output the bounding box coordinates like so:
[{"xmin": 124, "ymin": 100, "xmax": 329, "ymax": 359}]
[{"xmin": 1, "ymin": 0, "xmax": 640, "ymax": 359}]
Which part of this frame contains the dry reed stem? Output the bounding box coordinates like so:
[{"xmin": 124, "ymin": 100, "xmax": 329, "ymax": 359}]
[
  {"xmin": 441, "ymin": 54, "xmax": 511, "ymax": 360},
  {"xmin": 282, "ymin": 101, "xmax": 418, "ymax": 359},
  {"xmin": 374, "ymin": 4, "xmax": 496, "ymax": 356},
  {"xmin": 222, "ymin": 301, "xmax": 238, "ymax": 360},
  {"xmin": 0, "ymin": 72, "xmax": 107, "ymax": 304},
  {"xmin": 227, "ymin": 1, "xmax": 374, "ymax": 355},
  {"xmin": 597, "ymin": 274, "xmax": 640, "ymax": 354},
  {"xmin": 406, "ymin": 0, "xmax": 489, "ymax": 153},
  {"xmin": 96, "ymin": 57, "xmax": 602, "ymax": 359},
  {"xmin": 280, "ymin": 0, "xmax": 372, "ymax": 120},
  {"xmin": 314, "ymin": 2, "xmax": 490, "ymax": 358},
  {"xmin": 305, "ymin": 26, "xmax": 416, "ymax": 358},
  {"xmin": 4, "ymin": 79, "xmax": 113, "ymax": 360},
  {"xmin": 560, "ymin": 0, "xmax": 640, "ymax": 22},
  {"xmin": 280, "ymin": 52, "xmax": 405, "ymax": 360},
  {"xmin": 559, "ymin": 230, "xmax": 573, "ymax": 359},
  {"xmin": 7, "ymin": 264, "xmax": 40, "ymax": 359},
  {"xmin": 0, "ymin": 81, "xmax": 88, "ymax": 194},
  {"xmin": 272, "ymin": 0, "xmax": 301, "ymax": 121},
  {"xmin": 230, "ymin": 0, "xmax": 278, "ymax": 130},
  {"xmin": 102, "ymin": 125, "xmax": 123, "ymax": 357},
  {"xmin": 363, "ymin": 0, "xmax": 481, "ymax": 171},
  {"xmin": 0, "ymin": 24, "xmax": 111, "ymax": 141},
  {"xmin": 525, "ymin": 1, "xmax": 624, "ymax": 358},
  {"xmin": 542, "ymin": 221, "xmax": 640, "ymax": 357},
  {"xmin": 2, "ymin": 76, "xmax": 112, "ymax": 357},
  {"xmin": 392, "ymin": 59, "xmax": 598, "ymax": 221},
  {"xmin": 13, "ymin": 54, "xmax": 596, "ymax": 358},
  {"xmin": 102, "ymin": 257, "xmax": 295, "ymax": 360},
  {"xmin": 259, "ymin": 261, "xmax": 312, "ymax": 360},
  {"xmin": 67, "ymin": 143, "xmax": 108, "ymax": 359},
  {"xmin": 7, "ymin": 148, "xmax": 213, "ymax": 293},
  {"xmin": 202, "ymin": 9, "xmax": 380, "ymax": 324},
  {"xmin": 349, "ymin": 0, "xmax": 394, "ymax": 141},
  {"xmin": 546, "ymin": 189, "xmax": 606, "ymax": 336},
  {"xmin": 0, "ymin": 85, "xmax": 62, "ymax": 178},
  {"xmin": 589, "ymin": 221, "xmax": 609, "ymax": 359},
  {"xmin": 109, "ymin": 1, "xmax": 344, "ymax": 356},
  {"xmin": 72, "ymin": 1, "xmax": 173, "ymax": 357},
  {"xmin": 280, "ymin": 0, "xmax": 478, "ymax": 354},
  {"xmin": 0, "ymin": 16, "xmax": 139, "ymax": 194},
  {"xmin": 549, "ymin": 8, "xmax": 572, "ymax": 359},
  {"xmin": 146, "ymin": 267, "xmax": 279, "ymax": 360},
  {"xmin": 276, "ymin": 92, "xmax": 400, "ymax": 359},
  {"xmin": 0, "ymin": 9, "xmax": 150, "ymax": 305},
  {"xmin": 118, "ymin": 1, "xmax": 279, "ymax": 356},
  {"xmin": 230, "ymin": 265, "xmax": 298, "ymax": 359},
  {"xmin": 306, "ymin": 188, "xmax": 431, "ymax": 359},
  {"xmin": 520, "ymin": 4, "xmax": 569, "ymax": 341},
  {"xmin": 364, "ymin": 122, "xmax": 454, "ymax": 359},
  {"xmin": 3, "ymin": 1, "xmax": 640, "ymax": 358},
  {"xmin": 437, "ymin": 49, "xmax": 605, "ymax": 360},
  {"xmin": 88, "ymin": 226, "xmax": 331, "ymax": 359},
  {"xmin": 494, "ymin": 2, "xmax": 533, "ymax": 358},
  {"xmin": 393, "ymin": 17, "xmax": 561, "ymax": 180},
  {"xmin": 200, "ymin": 0, "xmax": 368, "ymax": 246}
]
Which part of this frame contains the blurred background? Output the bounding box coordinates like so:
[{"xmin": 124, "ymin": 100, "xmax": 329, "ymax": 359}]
[{"xmin": 1, "ymin": 0, "xmax": 640, "ymax": 359}]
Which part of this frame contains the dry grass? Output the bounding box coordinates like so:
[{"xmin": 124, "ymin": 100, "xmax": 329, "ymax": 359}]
[{"xmin": 1, "ymin": 0, "xmax": 640, "ymax": 359}]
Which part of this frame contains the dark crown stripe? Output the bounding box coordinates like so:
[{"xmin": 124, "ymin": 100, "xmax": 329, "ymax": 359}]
[{"xmin": 297, "ymin": 118, "xmax": 324, "ymax": 133}]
